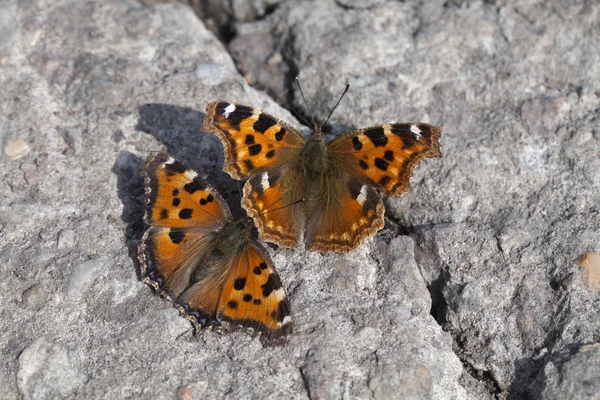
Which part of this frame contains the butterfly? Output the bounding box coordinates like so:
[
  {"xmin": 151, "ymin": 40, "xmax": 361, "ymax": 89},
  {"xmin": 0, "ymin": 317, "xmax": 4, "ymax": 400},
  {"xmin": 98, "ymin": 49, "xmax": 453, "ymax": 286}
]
[
  {"xmin": 201, "ymin": 99, "xmax": 442, "ymax": 253},
  {"xmin": 137, "ymin": 151, "xmax": 293, "ymax": 341}
]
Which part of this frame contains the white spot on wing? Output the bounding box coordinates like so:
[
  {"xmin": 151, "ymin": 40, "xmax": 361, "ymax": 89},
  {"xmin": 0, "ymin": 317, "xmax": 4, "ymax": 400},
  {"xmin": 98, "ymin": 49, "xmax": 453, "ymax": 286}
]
[
  {"xmin": 184, "ymin": 170, "xmax": 198, "ymax": 180},
  {"xmin": 164, "ymin": 157, "xmax": 176, "ymax": 164},
  {"xmin": 410, "ymin": 124, "xmax": 422, "ymax": 139},
  {"xmin": 261, "ymin": 172, "xmax": 270, "ymax": 191},
  {"xmin": 356, "ymin": 185, "xmax": 368, "ymax": 207},
  {"xmin": 282, "ymin": 315, "xmax": 292, "ymax": 326},
  {"xmin": 223, "ymin": 103, "xmax": 236, "ymax": 118}
]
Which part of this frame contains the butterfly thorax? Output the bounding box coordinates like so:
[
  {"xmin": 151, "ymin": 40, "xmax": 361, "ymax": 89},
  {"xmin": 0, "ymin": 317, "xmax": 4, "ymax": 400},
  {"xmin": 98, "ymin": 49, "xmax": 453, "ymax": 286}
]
[{"xmin": 212, "ymin": 220, "xmax": 250, "ymax": 256}]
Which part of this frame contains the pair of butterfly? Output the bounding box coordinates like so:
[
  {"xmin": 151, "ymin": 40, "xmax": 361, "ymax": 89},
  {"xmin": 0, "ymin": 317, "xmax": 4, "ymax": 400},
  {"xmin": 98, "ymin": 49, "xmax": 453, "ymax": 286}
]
[{"xmin": 138, "ymin": 100, "xmax": 441, "ymax": 342}]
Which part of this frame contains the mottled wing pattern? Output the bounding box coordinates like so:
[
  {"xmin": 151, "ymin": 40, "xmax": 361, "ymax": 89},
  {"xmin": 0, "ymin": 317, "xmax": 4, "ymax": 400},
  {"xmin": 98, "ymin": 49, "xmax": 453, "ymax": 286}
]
[
  {"xmin": 304, "ymin": 175, "xmax": 384, "ymax": 252},
  {"xmin": 139, "ymin": 151, "xmax": 232, "ymax": 296},
  {"xmin": 141, "ymin": 151, "xmax": 232, "ymax": 229},
  {"xmin": 241, "ymin": 169, "xmax": 302, "ymax": 249},
  {"xmin": 216, "ymin": 241, "xmax": 293, "ymax": 338},
  {"xmin": 202, "ymin": 101, "xmax": 306, "ymax": 179},
  {"xmin": 328, "ymin": 123, "xmax": 442, "ymax": 196}
]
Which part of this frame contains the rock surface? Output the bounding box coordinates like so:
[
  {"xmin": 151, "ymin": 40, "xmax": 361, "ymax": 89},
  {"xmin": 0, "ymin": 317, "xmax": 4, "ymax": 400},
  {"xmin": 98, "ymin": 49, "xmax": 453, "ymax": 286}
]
[{"xmin": 1, "ymin": 0, "xmax": 598, "ymax": 399}]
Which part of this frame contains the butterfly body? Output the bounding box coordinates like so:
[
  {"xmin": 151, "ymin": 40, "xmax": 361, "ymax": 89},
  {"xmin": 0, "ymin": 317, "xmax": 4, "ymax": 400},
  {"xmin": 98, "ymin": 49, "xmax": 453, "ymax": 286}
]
[
  {"xmin": 138, "ymin": 151, "xmax": 293, "ymax": 340},
  {"xmin": 202, "ymin": 101, "xmax": 442, "ymax": 253}
]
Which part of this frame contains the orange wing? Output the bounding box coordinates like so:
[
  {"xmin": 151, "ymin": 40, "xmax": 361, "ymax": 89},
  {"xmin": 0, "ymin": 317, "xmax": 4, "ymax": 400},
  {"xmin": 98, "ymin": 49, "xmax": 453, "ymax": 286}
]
[
  {"xmin": 138, "ymin": 151, "xmax": 231, "ymax": 301},
  {"xmin": 241, "ymin": 169, "xmax": 303, "ymax": 249},
  {"xmin": 215, "ymin": 240, "xmax": 293, "ymax": 340},
  {"xmin": 328, "ymin": 123, "xmax": 442, "ymax": 196},
  {"xmin": 140, "ymin": 151, "xmax": 232, "ymax": 228},
  {"xmin": 202, "ymin": 101, "xmax": 306, "ymax": 179},
  {"xmin": 304, "ymin": 175, "xmax": 385, "ymax": 253}
]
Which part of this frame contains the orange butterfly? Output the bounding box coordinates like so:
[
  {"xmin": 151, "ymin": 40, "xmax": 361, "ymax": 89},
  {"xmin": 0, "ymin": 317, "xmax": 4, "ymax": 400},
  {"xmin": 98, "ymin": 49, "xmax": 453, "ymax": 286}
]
[
  {"xmin": 138, "ymin": 151, "xmax": 293, "ymax": 341},
  {"xmin": 202, "ymin": 99, "xmax": 442, "ymax": 253}
]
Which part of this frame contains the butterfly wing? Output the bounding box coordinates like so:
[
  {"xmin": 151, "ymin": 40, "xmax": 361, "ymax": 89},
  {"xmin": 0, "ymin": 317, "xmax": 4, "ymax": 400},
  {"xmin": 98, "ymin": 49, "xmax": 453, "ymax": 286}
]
[
  {"xmin": 216, "ymin": 239, "xmax": 293, "ymax": 339},
  {"xmin": 241, "ymin": 169, "xmax": 303, "ymax": 249},
  {"xmin": 328, "ymin": 123, "xmax": 442, "ymax": 196},
  {"xmin": 303, "ymin": 173, "xmax": 385, "ymax": 253},
  {"xmin": 138, "ymin": 151, "xmax": 231, "ymax": 303},
  {"xmin": 202, "ymin": 101, "xmax": 306, "ymax": 179}
]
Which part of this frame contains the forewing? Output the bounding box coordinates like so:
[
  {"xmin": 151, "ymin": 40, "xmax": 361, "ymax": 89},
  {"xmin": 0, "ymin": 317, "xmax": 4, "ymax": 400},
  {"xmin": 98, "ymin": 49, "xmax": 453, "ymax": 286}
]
[
  {"xmin": 328, "ymin": 123, "xmax": 442, "ymax": 196},
  {"xmin": 141, "ymin": 151, "xmax": 232, "ymax": 228},
  {"xmin": 216, "ymin": 240, "xmax": 293, "ymax": 340},
  {"xmin": 202, "ymin": 101, "xmax": 306, "ymax": 179}
]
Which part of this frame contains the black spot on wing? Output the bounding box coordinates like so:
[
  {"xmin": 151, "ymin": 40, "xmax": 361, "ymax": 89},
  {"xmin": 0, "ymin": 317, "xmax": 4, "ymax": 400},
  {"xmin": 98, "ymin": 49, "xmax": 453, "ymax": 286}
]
[
  {"xmin": 390, "ymin": 124, "xmax": 416, "ymax": 149},
  {"xmin": 172, "ymin": 198, "xmax": 180, "ymax": 207},
  {"xmin": 352, "ymin": 136, "xmax": 363, "ymax": 151},
  {"xmin": 271, "ymin": 301, "xmax": 290, "ymax": 322},
  {"xmin": 227, "ymin": 300, "xmax": 238, "ymax": 309},
  {"xmin": 275, "ymin": 128, "xmax": 286, "ymax": 141},
  {"xmin": 164, "ymin": 161, "xmax": 187, "ymax": 177},
  {"xmin": 234, "ymin": 277, "xmax": 246, "ymax": 290},
  {"xmin": 179, "ymin": 208, "xmax": 193, "ymax": 219},
  {"xmin": 253, "ymin": 266, "xmax": 262, "ymax": 275},
  {"xmin": 172, "ymin": 189, "xmax": 179, "ymax": 196},
  {"xmin": 260, "ymin": 262, "xmax": 268, "ymax": 270},
  {"xmin": 160, "ymin": 209, "xmax": 169, "ymax": 219},
  {"xmin": 418, "ymin": 124, "xmax": 432, "ymax": 139},
  {"xmin": 253, "ymin": 298, "xmax": 261, "ymax": 305},
  {"xmin": 248, "ymin": 144, "xmax": 262, "ymax": 156},
  {"xmin": 168, "ymin": 229, "xmax": 185, "ymax": 244},
  {"xmin": 265, "ymin": 150, "xmax": 275, "ymax": 159},
  {"xmin": 183, "ymin": 176, "xmax": 207, "ymax": 194},
  {"xmin": 358, "ymin": 159, "xmax": 369, "ymax": 170},
  {"xmin": 364, "ymin": 127, "xmax": 388, "ymax": 147},
  {"xmin": 226, "ymin": 105, "xmax": 254, "ymax": 129},
  {"xmin": 244, "ymin": 159, "xmax": 254, "ymax": 171},
  {"xmin": 374, "ymin": 158, "xmax": 389, "ymax": 171},
  {"xmin": 261, "ymin": 273, "xmax": 282, "ymax": 298},
  {"xmin": 384, "ymin": 150, "xmax": 394, "ymax": 161},
  {"xmin": 243, "ymin": 293, "xmax": 252, "ymax": 302},
  {"xmin": 215, "ymin": 102, "xmax": 229, "ymax": 116},
  {"xmin": 253, "ymin": 113, "xmax": 277, "ymax": 133},
  {"xmin": 245, "ymin": 134, "xmax": 255, "ymax": 144}
]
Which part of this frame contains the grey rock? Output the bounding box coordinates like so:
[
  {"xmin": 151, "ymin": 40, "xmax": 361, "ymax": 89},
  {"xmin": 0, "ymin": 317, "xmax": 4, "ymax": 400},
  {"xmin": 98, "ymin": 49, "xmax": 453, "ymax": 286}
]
[
  {"xmin": 529, "ymin": 343, "xmax": 600, "ymax": 399},
  {"xmin": 2, "ymin": 0, "xmax": 598, "ymax": 399},
  {"xmin": 67, "ymin": 258, "xmax": 104, "ymax": 299},
  {"xmin": 17, "ymin": 338, "xmax": 86, "ymax": 400}
]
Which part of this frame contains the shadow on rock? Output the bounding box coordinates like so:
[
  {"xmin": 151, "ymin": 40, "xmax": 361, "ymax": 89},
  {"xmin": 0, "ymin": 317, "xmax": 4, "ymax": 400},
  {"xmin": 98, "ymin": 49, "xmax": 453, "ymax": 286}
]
[
  {"xmin": 112, "ymin": 150, "xmax": 145, "ymax": 278},
  {"xmin": 135, "ymin": 103, "xmax": 244, "ymax": 216}
]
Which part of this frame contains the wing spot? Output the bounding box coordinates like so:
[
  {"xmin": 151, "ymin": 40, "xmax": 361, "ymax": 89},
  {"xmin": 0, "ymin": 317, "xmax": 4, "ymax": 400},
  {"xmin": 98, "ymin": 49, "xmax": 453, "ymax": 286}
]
[
  {"xmin": 160, "ymin": 209, "xmax": 169, "ymax": 219},
  {"xmin": 260, "ymin": 262, "xmax": 268, "ymax": 270},
  {"xmin": 248, "ymin": 144, "xmax": 262, "ymax": 156},
  {"xmin": 265, "ymin": 150, "xmax": 275, "ymax": 159},
  {"xmin": 179, "ymin": 208, "xmax": 193, "ymax": 219},
  {"xmin": 183, "ymin": 176, "xmax": 206, "ymax": 194},
  {"xmin": 374, "ymin": 158, "xmax": 389, "ymax": 171},
  {"xmin": 172, "ymin": 198, "xmax": 180, "ymax": 207},
  {"xmin": 275, "ymin": 128, "xmax": 286, "ymax": 141},
  {"xmin": 172, "ymin": 189, "xmax": 179, "ymax": 196},
  {"xmin": 243, "ymin": 293, "xmax": 252, "ymax": 302},
  {"xmin": 352, "ymin": 136, "xmax": 363, "ymax": 150},
  {"xmin": 261, "ymin": 274, "xmax": 282, "ymax": 298},
  {"xmin": 253, "ymin": 266, "xmax": 262, "ymax": 275},
  {"xmin": 384, "ymin": 150, "xmax": 394, "ymax": 161},
  {"xmin": 358, "ymin": 159, "xmax": 369, "ymax": 170},
  {"xmin": 244, "ymin": 159, "xmax": 254, "ymax": 171},
  {"xmin": 234, "ymin": 277, "xmax": 246, "ymax": 290},
  {"xmin": 253, "ymin": 113, "xmax": 277, "ymax": 134},
  {"xmin": 245, "ymin": 134, "xmax": 255, "ymax": 144},
  {"xmin": 253, "ymin": 298, "xmax": 261, "ymax": 305},
  {"xmin": 227, "ymin": 300, "xmax": 238, "ymax": 309},
  {"xmin": 364, "ymin": 127, "xmax": 388, "ymax": 147},
  {"xmin": 168, "ymin": 229, "xmax": 185, "ymax": 244}
]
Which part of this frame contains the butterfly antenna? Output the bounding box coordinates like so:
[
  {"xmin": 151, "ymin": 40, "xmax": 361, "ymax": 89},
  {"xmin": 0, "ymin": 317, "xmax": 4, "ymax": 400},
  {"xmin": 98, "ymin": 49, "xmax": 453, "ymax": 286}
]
[
  {"xmin": 323, "ymin": 83, "xmax": 350, "ymax": 128},
  {"xmin": 258, "ymin": 198, "xmax": 305, "ymax": 217},
  {"xmin": 295, "ymin": 77, "xmax": 316, "ymax": 129}
]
